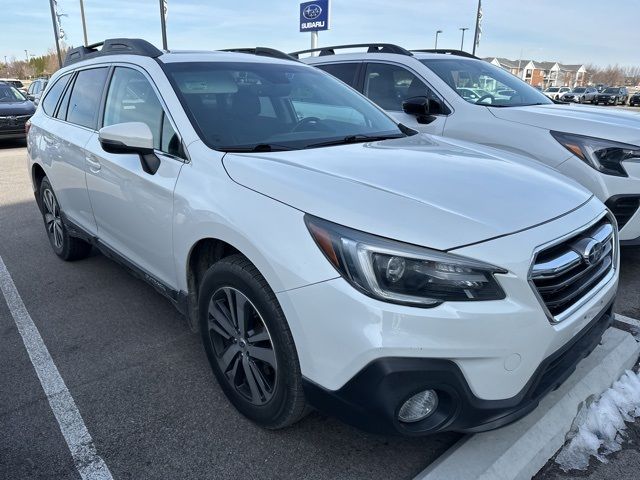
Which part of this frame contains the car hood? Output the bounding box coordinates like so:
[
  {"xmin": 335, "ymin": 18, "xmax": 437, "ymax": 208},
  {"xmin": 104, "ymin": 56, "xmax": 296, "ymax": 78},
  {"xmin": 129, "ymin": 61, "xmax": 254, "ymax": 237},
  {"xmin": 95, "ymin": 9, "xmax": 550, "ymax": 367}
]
[
  {"xmin": 488, "ymin": 103, "xmax": 640, "ymax": 144},
  {"xmin": 0, "ymin": 101, "xmax": 36, "ymax": 116},
  {"xmin": 223, "ymin": 135, "xmax": 592, "ymax": 250}
]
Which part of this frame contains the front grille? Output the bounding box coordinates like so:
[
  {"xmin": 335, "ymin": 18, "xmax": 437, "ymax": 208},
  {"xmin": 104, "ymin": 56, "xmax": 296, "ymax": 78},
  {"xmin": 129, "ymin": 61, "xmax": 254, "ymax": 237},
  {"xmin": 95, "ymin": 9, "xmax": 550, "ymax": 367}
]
[
  {"xmin": 530, "ymin": 218, "xmax": 615, "ymax": 319},
  {"xmin": 0, "ymin": 114, "xmax": 31, "ymax": 128},
  {"xmin": 606, "ymin": 196, "xmax": 640, "ymax": 230}
]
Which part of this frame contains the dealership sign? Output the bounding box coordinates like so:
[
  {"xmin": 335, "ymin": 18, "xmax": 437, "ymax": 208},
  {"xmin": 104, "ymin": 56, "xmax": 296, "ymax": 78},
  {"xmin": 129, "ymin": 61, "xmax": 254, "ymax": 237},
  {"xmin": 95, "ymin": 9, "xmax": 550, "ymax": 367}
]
[{"xmin": 299, "ymin": 0, "xmax": 330, "ymax": 32}]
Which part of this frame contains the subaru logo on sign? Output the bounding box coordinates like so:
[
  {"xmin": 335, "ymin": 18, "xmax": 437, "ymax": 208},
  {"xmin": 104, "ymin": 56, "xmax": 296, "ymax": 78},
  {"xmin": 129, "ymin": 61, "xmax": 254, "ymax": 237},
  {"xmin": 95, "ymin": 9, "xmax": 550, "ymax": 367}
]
[
  {"xmin": 303, "ymin": 4, "xmax": 322, "ymax": 19},
  {"xmin": 299, "ymin": 0, "xmax": 330, "ymax": 32}
]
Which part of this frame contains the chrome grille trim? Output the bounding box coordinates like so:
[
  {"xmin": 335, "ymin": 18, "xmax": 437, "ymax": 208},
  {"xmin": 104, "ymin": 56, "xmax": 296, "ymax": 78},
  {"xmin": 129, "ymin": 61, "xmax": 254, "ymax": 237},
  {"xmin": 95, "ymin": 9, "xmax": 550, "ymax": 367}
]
[{"xmin": 528, "ymin": 214, "xmax": 617, "ymax": 323}]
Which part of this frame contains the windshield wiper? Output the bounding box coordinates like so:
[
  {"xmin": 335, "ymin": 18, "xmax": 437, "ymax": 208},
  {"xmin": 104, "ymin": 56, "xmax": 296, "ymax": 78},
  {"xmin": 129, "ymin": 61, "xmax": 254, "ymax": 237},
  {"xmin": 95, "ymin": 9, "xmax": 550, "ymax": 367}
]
[
  {"xmin": 304, "ymin": 133, "xmax": 405, "ymax": 149},
  {"xmin": 218, "ymin": 143, "xmax": 296, "ymax": 153}
]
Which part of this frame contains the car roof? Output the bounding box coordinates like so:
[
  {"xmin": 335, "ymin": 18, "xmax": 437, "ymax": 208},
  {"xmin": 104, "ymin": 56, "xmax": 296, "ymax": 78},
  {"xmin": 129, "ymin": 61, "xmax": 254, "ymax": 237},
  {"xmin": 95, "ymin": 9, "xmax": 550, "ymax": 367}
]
[{"xmin": 303, "ymin": 51, "xmax": 481, "ymax": 64}]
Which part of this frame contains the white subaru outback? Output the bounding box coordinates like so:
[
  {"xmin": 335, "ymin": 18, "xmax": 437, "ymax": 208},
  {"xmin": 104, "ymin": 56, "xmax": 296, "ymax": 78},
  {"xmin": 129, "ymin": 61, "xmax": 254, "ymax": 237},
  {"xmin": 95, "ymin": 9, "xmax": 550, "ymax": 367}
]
[
  {"xmin": 27, "ymin": 39, "xmax": 618, "ymax": 436},
  {"xmin": 299, "ymin": 45, "xmax": 640, "ymax": 246}
]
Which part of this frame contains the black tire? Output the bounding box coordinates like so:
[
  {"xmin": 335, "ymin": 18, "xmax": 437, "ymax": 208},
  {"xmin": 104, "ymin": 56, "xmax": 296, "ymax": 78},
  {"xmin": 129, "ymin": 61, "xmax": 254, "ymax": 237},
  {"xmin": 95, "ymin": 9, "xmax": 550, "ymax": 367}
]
[
  {"xmin": 39, "ymin": 177, "xmax": 92, "ymax": 261},
  {"xmin": 199, "ymin": 254, "xmax": 308, "ymax": 429}
]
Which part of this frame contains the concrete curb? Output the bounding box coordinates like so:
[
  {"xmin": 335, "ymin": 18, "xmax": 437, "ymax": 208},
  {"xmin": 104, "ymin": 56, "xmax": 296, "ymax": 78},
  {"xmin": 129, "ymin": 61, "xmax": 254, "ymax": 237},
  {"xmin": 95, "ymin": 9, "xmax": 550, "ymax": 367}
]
[{"xmin": 414, "ymin": 326, "xmax": 640, "ymax": 480}]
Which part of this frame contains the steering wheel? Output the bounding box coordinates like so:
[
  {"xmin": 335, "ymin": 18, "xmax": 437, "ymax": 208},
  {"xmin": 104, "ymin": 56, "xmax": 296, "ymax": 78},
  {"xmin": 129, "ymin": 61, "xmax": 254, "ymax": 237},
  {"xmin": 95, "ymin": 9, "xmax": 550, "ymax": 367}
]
[
  {"xmin": 293, "ymin": 116, "xmax": 331, "ymax": 132},
  {"xmin": 475, "ymin": 93, "xmax": 495, "ymax": 104}
]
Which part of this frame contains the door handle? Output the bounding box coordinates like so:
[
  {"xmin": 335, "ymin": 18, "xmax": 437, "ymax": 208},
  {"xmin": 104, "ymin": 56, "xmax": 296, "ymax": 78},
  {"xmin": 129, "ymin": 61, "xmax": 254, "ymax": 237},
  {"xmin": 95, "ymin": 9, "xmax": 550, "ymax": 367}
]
[{"xmin": 86, "ymin": 155, "xmax": 101, "ymax": 173}]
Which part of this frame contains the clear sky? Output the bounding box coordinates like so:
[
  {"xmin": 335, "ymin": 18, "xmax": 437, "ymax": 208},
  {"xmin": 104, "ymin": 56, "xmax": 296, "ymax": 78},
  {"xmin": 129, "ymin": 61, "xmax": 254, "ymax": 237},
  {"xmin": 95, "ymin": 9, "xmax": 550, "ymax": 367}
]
[{"xmin": 1, "ymin": 0, "xmax": 637, "ymax": 66}]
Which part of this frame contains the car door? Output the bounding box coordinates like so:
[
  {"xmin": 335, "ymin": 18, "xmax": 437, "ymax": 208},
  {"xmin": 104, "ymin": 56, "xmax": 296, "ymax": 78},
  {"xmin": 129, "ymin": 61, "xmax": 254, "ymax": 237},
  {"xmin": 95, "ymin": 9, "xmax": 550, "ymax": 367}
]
[
  {"xmin": 84, "ymin": 65, "xmax": 186, "ymax": 288},
  {"xmin": 40, "ymin": 68, "xmax": 110, "ymax": 236},
  {"xmin": 362, "ymin": 62, "xmax": 446, "ymax": 135}
]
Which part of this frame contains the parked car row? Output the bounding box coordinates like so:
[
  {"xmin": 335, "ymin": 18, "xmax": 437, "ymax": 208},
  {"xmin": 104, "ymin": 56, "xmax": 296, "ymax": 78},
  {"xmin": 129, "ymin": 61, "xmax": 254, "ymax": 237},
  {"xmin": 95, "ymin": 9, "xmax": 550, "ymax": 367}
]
[{"xmin": 23, "ymin": 40, "xmax": 632, "ymax": 438}]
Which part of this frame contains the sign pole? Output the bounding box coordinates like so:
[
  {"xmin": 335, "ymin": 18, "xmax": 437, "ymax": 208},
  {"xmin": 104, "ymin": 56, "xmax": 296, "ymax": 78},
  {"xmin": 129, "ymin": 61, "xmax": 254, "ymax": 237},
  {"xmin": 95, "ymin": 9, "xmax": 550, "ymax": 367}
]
[
  {"xmin": 300, "ymin": 0, "xmax": 329, "ymax": 55},
  {"xmin": 49, "ymin": 0, "xmax": 63, "ymax": 68}
]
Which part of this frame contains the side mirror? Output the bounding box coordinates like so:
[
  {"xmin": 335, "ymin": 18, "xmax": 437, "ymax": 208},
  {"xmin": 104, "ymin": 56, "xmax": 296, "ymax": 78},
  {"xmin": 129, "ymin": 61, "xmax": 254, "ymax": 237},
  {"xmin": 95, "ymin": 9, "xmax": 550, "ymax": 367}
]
[
  {"xmin": 98, "ymin": 122, "xmax": 160, "ymax": 174},
  {"xmin": 402, "ymin": 96, "xmax": 443, "ymax": 123}
]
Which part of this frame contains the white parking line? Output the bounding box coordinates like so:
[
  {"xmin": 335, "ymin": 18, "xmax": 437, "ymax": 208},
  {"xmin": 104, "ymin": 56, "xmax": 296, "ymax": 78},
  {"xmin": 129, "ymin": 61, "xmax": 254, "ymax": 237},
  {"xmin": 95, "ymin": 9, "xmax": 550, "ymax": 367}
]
[{"xmin": 0, "ymin": 254, "xmax": 114, "ymax": 480}]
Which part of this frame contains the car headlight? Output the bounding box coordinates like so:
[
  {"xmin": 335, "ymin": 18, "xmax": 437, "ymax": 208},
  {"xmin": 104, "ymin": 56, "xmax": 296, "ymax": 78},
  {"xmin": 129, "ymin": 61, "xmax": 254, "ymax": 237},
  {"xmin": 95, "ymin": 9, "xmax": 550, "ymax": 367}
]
[
  {"xmin": 551, "ymin": 131, "xmax": 640, "ymax": 177},
  {"xmin": 305, "ymin": 215, "xmax": 506, "ymax": 307}
]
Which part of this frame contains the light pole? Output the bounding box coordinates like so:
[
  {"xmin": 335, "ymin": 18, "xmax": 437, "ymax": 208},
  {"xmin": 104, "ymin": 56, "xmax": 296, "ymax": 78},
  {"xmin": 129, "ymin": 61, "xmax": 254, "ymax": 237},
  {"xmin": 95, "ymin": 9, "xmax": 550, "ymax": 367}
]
[
  {"xmin": 459, "ymin": 27, "xmax": 469, "ymax": 51},
  {"xmin": 434, "ymin": 30, "xmax": 443, "ymax": 49},
  {"xmin": 159, "ymin": 0, "xmax": 168, "ymax": 50},
  {"xmin": 48, "ymin": 0, "xmax": 63, "ymax": 68},
  {"xmin": 79, "ymin": 0, "xmax": 88, "ymax": 46},
  {"xmin": 24, "ymin": 50, "xmax": 29, "ymax": 62}
]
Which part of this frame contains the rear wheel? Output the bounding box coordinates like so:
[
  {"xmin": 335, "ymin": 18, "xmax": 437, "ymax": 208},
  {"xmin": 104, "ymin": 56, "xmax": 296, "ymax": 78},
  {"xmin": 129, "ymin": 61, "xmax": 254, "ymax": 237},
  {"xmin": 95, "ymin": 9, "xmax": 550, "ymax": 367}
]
[
  {"xmin": 199, "ymin": 254, "xmax": 308, "ymax": 429},
  {"xmin": 39, "ymin": 177, "xmax": 92, "ymax": 261}
]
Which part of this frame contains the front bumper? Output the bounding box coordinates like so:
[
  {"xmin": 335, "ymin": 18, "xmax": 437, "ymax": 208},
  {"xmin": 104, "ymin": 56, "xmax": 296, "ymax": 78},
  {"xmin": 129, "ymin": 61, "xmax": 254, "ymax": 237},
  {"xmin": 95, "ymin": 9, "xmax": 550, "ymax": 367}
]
[
  {"xmin": 303, "ymin": 302, "xmax": 613, "ymax": 435},
  {"xmin": 277, "ymin": 199, "xmax": 617, "ymax": 434}
]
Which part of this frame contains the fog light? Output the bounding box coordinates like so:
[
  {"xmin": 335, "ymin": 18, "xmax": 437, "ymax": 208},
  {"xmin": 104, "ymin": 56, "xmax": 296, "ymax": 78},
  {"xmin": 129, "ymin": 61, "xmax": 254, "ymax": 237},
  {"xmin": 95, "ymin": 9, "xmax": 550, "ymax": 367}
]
[{"xmin": 398, "ymin": 390, "xmax": 438, "ymax": 423}]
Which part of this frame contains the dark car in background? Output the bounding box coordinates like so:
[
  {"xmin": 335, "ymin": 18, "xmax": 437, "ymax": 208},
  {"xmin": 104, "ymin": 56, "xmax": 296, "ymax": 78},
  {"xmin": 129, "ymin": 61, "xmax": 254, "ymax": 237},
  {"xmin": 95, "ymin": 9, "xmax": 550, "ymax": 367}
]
[
  {"xmin": 561, "ymin": 86, "xmax": 598, "ymax": 103},
  {"xmin": 594, "ymin": 87, "xmax": 628, "ymax": 106},
  {"xmin": 629, "ymin": 91, "xmax": 640, "ymax": 107},
  {"xmin": 0, "ymin": 81, "xmax": 36, "ymax": 141}
]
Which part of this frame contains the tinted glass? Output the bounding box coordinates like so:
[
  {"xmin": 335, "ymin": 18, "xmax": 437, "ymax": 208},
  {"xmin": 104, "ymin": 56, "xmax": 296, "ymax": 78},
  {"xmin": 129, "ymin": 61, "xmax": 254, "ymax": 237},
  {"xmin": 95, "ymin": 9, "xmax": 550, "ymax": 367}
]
[
  {"xmin": 67, "ymin": 68, "xmax": 108, "ymax": 128},
  {"xmin": 164, "ymin": 61, "xmax": 401, "ymax": 151},
  {"xmin": 603, "ymin": 88, "xmax": 618, "ymax": 94},
  {"xmin": 103, "ymin": 67, "xmax": 180, "ymax": 156},
  {"xmin": 364, "ymin": 63, "xmax": 432, "ymax": 111},
  {"xmin": 316, "ymin": 63, "xmax": 359, "ymax": 87},
  {"xmin": 41, "ymin": 75, "xmax": 70, "ymax": 115},
  {"xmin": 573, "ymin": 87, "xmax": 586, "ymax": 93},
  {"xmin": 421, "ymin": 58, "xmax": 552, "ymax": 107},
  {"xmin": 0, "ymin": 84, "xmax": 26, "ymax": 102}
]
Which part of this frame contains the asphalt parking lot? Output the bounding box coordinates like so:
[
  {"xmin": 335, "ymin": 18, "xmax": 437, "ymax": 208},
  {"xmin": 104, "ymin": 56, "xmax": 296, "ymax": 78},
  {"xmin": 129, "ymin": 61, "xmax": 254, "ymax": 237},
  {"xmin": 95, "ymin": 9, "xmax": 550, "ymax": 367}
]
[
  {"xmin": 0, "ymin": 141, "xmax": 458, "ymax": 479},
  {"xmin": 1, "ymin": 139, "xmax": 639, "ymax": 480}
]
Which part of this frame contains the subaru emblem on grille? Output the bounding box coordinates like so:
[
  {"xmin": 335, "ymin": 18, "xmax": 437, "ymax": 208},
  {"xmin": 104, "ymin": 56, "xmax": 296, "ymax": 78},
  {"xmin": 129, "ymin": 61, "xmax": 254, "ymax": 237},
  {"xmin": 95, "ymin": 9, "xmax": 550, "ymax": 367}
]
[{"xmin": 573, "ymin": 237, "xmax": 605, "ymax": 265}]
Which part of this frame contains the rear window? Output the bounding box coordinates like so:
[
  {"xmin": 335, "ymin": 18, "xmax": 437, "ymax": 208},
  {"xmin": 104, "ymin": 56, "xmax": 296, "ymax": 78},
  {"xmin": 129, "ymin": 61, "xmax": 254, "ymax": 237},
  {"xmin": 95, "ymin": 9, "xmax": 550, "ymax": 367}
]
[
  {"xmin": 67, "ymin": 68, "xmax": 109, "ymax": 129},
  {"xmin": 41, "ymin": 74, "xmax": 71, "ymax": 115},
  {"xmin": 316, "ymin": 63, "xmax": 359, "ymax": 87}
]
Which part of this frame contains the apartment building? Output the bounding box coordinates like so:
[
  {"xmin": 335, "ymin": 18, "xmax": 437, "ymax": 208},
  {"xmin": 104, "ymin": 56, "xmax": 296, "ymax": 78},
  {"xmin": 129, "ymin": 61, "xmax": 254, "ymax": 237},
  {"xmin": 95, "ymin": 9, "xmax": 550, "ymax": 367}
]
[{"xmin": 485, "ymin": 57, "xmax": 587, "ymax": 88}]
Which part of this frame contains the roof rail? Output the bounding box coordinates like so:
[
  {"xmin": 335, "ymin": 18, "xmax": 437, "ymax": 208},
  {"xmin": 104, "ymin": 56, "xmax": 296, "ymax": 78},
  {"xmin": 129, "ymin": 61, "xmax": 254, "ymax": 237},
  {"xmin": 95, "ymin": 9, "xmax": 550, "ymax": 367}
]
[
  {"xmin": 289, "ymin": 43, "xmax": 412, "ymax": 58},
  {"xmin": 411, "ymin": 49, "xmax": 479, "ymax": 60},
  {"xmin": 63, "ymin": 38, "xmax": 163, "ymax": 67},
  {"xmin": 219, "ymin": 47, "xmax": 300, "ymax": 62}
]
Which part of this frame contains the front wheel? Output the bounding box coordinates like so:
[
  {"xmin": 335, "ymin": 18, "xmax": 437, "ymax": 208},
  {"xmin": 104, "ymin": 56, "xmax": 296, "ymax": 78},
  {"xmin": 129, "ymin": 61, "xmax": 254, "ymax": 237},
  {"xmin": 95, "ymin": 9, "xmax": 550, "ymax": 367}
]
[
  {"xmin": 199, "ymin": 254, "xmax": 308, "ymax": 429},
  {"xmin": 39, "ymin": 177, "xmax": 92, "ymax": 261}
]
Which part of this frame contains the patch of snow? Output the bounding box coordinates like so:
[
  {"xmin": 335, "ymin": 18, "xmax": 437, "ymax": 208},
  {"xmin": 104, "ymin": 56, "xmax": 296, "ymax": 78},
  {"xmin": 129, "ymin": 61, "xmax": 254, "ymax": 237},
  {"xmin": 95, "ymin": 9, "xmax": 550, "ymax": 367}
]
[{"xmin": 555, "ymin": 369, "xmax": 640, "ymax": 471}]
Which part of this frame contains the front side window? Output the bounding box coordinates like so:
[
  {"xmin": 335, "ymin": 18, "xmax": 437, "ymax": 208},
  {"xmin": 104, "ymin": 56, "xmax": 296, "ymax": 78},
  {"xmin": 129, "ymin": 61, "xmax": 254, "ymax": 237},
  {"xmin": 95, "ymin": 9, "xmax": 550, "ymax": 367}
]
[
  {"xmin": 41, "ymin": 75, "xmax": 70, "ymax": 115},
  {"xmin": 421, "ymin": 58, "xmax": 552, "ymax": 107},
  {"xmin": 103, "ymin": 67, "xmax": 180, "ymax": 157},
  {"xmin": 67, "ymin": 68, "xmax": 109, "ymax": 128},
  {"xmin": 316, "ymin": 62, "xmax": 359, "ymax": 87},
  {"xmin": 364, "ymin": 63, "xmax": 433, "ymax": 112},
  {"xmin": 163, "ymin": 61, "xmax": 402, "ymax": 151}
]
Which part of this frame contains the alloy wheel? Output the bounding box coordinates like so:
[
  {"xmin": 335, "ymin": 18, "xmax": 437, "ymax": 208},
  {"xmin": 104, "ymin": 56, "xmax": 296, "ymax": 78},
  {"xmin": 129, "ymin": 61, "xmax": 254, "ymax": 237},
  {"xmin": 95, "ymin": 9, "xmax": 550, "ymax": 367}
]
[
  {"xmin": 43, "ymin": 188, "xmax": 64, "ymax": 249},
  {"xmin": 207, "ymin": 287, "xmax": 277, "ymax": 405}
]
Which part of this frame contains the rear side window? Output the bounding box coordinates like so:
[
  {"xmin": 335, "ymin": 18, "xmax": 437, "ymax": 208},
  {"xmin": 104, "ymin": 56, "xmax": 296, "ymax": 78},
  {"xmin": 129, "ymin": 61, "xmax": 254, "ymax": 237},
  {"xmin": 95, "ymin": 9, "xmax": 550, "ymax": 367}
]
[
  {"xmin": 316, "ymin": 63, "xmax": 359, "ymax": 88},
  {"xmin": 67, "ymin": 68, "xmax": 109, "ymax": 129},
  {"xmin": 41, "ymin": 75, "xmax": 70, "ymax": 116}
]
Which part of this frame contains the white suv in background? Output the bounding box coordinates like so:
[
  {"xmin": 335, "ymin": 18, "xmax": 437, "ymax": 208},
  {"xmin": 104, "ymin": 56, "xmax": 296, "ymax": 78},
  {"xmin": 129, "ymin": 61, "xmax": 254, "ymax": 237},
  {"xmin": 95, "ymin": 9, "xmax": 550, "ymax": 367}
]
[
  {"xmin": 27, "ymin": 39, "xmax": 618, "ymax": 436},
  {"xmin": 299, "ymin": 45, "xmax": 640, "ymax": 245}
]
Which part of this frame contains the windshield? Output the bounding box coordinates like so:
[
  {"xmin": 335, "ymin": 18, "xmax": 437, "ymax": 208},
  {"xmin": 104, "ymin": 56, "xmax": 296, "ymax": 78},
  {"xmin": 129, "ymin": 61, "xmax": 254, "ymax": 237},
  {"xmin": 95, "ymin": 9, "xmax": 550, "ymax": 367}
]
[
  {"xmin": 573, "ymin": 87, "xmax": 586, "ymax": 93},
  {"xmin": 546, "ymin": 87, "xmax": 559, "ymax": 92},
  {"xmin": 420, "ymin": 58, "xmax": 552, "ymax": 107},
  {"xmin": 603, "ymin": 88, "xmax": 619, "ymax": 94},
  {"xmin": 0, "ymin": 84, "xmax": 26, "ymax": 102},
  {"xmin": 163, "ymin": 61, "xmax": 403, "ymax": 151}
]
